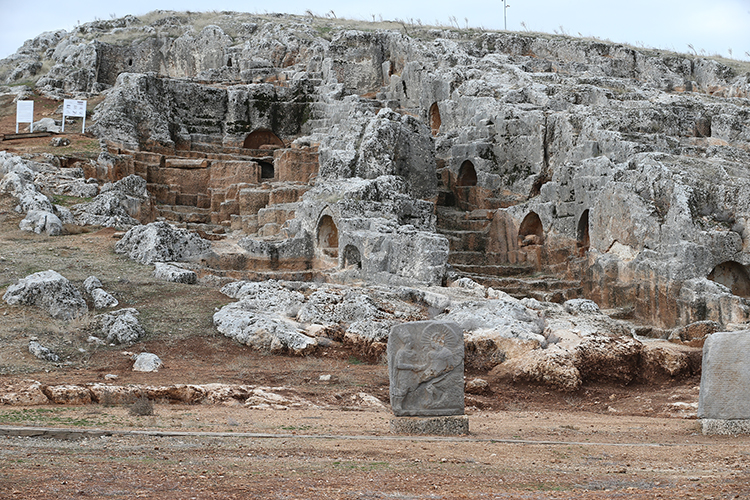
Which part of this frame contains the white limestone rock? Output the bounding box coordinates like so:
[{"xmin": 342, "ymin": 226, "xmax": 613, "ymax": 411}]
[
  {"xmin": 115, "ymin": 221, "xmax": 212, "ymax": 265},
  {"xmin": 213, "ymin": 301, "xmax": 317, "ymax": 355},
  {"xmin": 219, "ymin": 280, "xmax": 305, "ymax": 316},
  {"xmin": 71, "ymin": 174, "xmax": 149, "ymax": 229},
  {"xmin": 2, "ymin": 270, "xmax": 87, "ymax": 320},
  {"xmin": 19, "ymin": 210, "xmax": 63, "ymax": 235},
  {"xmin": 133, "ymin": 352, "xmax": 162, "ymax": 372},
  {"xmin": 33, "ymin": 117, "xmax": 61, "ymax": 133},
  {"xmin": 153, "ymin": 262, "xmax": 198, "ymax": 284},
  {"xmin": 439, "ymin": 298, "xmax": 546, "ymax": 344},
  {"xmin": 95, "ymin": 308, "xmax": 145, "ymax": 344},
  {"xmin": 83, "ymin": 276, "xmax": 103, "ymax": 294},
  {"xmin": 28, "ymin": 340, "xmax": 60, "ymax": 362},
  {"xmin": 296, "ymin": 289, "xmax": 381, "ymax": 325},
  {"xmin": 91, "ymin": 288, "xmax": 118, "ymax": 309}
]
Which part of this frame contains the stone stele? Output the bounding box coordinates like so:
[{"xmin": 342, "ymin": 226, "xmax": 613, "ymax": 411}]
[
  {"xmin": 388, "ymin": 321, "xmax": 464, "ymax": 417},
  {"xmin": 698, "ymin": 330, "xmax": 750, "ymax": 435}
]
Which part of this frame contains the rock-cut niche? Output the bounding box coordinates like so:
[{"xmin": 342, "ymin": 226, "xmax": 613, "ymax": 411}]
[
  {"xmin": 243, "ymin": 129, "xmax": 284, "ymax": 150},
  {"xmin": 577, "ymin": 209, "xmax": 590, "ymax": 252},
  {"xmin": 343, "ymin": 244, "xmax": 362, "ymax": 269},
  {"xmin": 519, "ymin": 211, "xmax": 544, "ymax": 246},
  {"xmin": 259, "ymin": 160, "xmax": 274, "ymax": 180},
  {"xmin": 429, "ymin": 102, "xmax": 441, "ymax": 136},
  {"xmin": 317, "ymin": 215, "xmax": 339, "ymax": 255},
  {"xmin": 708, "ymin": 261, "xmax": 750, "ymax": 297},
  {"xmin": 457, "ymin": 160, "xmax": 477, "ymax": 187}
]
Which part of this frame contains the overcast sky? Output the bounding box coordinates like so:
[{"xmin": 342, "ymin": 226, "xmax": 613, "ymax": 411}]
[{"xmin": 1, "ymin": 0, "xmax": 748, "ymax": 61}]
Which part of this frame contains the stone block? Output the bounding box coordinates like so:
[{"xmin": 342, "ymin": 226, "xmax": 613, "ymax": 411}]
[
  {"xmin": 269, "ymin": 185, "xmax": 308, "ymax": 205},
  {"xmin": 258, "ymin": 206, "xmax": 296, "ymax": 226},
  {"xmin": 164, "ymin": 158, "xmax": 209, "ymax": 169},
  {"xmin": 699, "ymin": 330, "xmax": 750, "ymax": 432},
  {"xmin": 209, "ymin": 161, "xmax": 258, "ymax": 189},
  {"xmin": 388, "ymin": 321, "xmax": 464, "ymax": 417},
  {"xmin": 239, "ymin": 188, "xmax": 270, "ymax": 215},
  {"xmin": 390, "ymin": 415, "xmax": 469, "ymax": 435},
  {"xmin": 275, "ymin": 146, "xmax": 319, "ymax": 183},
  {"xmin": 701, "ymin": 419, "xmax": 750, "ymax": 435}
]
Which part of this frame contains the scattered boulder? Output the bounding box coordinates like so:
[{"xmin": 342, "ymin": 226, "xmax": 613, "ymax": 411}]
[
  {"xmin": 83, "ymin": 275, "xmax": 118, "ymax": 308},
  {"xmin": 50, "ymin": 137, "xmax": 70, "ymax": 147},
  {"xmin": 153, "ymin": 262, "xmax": 198, "ymax": 284},
  {"xmin": 33, "ymin": 117, "xmax": 61, "ymax": 133},
  {"xmin": 83, "ymin": 276, "xmax": 103, "ymax": 293},
  {"xmin": 19, "ymin": 209, "xmax": 63, "ymax": 236},
  {"xmin": 465, "ymin": 378, "xmax": 491, "ymax": 395},
  {"xmin": 133, "ymin": 352, "xmax": 162, "ymax": 372},
  {"xmin": 2, "ymin": 270, "xmax": 88, "ymax": 320},
  {"xmin": 71, "ymin": 174, "xmax": 150, "ymax": 228},
  {"xmin": 28, "ymin": 340, "xmax": 60, "ymax": 362},
  {"xmin": 115, "ymin": 221, "xmax": 212, "ymax": 264},
  {"xmin": 91, "ymin": 288, "xmax": 118, "ymax": 309},
  {"xmin": 95, "ymin": 308, "xmax": 145, "ymax": 344},
  {"xmin": 564, "ymin": 299, "xmax": 602, "ymax": 315}
]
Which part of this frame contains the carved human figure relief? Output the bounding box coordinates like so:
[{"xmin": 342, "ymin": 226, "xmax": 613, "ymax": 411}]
[{"xmin": 388, "ymin": 321, "xmax": 464, "ymax": 417}]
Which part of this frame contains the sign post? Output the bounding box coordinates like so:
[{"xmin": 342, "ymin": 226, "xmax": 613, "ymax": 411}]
[
  {"xmin": 16, "ymin": 100, "xmax": 34, "ymax": 133},
  {"xmin": 62, "ymin": 99, "xmax": 87, "ymax": 133}
]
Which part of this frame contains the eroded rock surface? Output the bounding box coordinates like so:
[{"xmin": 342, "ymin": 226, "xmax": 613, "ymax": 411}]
[
  {"xmin": 115, "ymin": 221, "xmax": 212, "ymax": 264},
  {"xmin": 3, "ymin": 270, "xmax": 88, "ymax": 320},
  {"xmin": 94, "ymin": 308, "xmax": 145, "ymax": 345}
]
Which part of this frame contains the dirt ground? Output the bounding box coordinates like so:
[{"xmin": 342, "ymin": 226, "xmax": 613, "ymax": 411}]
[{"xmin": 1, "ymin": 111, "xmax": 750, "ymax": 498}]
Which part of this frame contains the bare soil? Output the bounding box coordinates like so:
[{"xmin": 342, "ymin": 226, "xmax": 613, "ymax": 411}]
[{"xmin": 1, "ymin": 129, "xmax": 750, "ymax": 498}]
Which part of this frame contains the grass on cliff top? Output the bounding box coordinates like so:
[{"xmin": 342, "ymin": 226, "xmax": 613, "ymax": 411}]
[{"xmin": 83, "ymin": 10, "xmax": 750, "ymax": 72}]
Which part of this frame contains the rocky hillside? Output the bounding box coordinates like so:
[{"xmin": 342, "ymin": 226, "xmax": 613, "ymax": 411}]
[{"xmin": 1, "ymin": 11, "xmax": 750, "ymax": 389}]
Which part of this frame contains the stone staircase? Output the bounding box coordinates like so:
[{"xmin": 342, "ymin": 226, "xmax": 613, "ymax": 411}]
[{"xmin": 436, "ymin": 202, "xmax": 583, "ymax": 303}]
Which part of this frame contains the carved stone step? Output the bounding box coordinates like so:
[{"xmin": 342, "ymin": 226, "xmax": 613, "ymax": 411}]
[
  {"xmin": 440, "ymin": 230, "xmax": 489, "ymax": 252},
  {"xmin": 451, "ymin": 264, "xmax": 534, "ymax": 277}
]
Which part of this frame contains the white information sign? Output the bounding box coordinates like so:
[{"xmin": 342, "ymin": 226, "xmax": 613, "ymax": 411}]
[
  {"xmin": 16, "ymin": 100, "xmax": 34, "ymax": 133},
  {"xmin": 62, "ymin": 99, "xmax": 87, "ymax": 133}
]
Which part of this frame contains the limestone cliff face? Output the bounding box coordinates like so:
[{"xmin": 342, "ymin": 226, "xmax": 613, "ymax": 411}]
[{"xmin": 2, "ymin": 12, "xmax": 750, "ymax": 326}]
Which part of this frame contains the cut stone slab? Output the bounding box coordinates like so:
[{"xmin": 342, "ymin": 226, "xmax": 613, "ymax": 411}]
[
  {"xmin": 390, "ymin": 415, "xmax": 469, "ymax": 435},
  {"xmin": 701, "ymin": 419, "xmax": 750, "ymax": 435},
  {"xmin": 388, "ymin": 320, "xmax": 464, "ymax": 417},
  {"xmin": 699, "ymin": 330, "xmax": 750, "ymax": 434}
]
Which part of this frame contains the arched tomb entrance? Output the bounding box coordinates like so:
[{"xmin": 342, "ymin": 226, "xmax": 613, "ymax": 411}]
[
  {"xmin": 517, "ymin": 211, "xmax": 545, "ymax": 268},
  {"xmin": 317, "ymin": 215, "xmax": 339, "ymax": 259},
  {"xmin": 429, "ymin": 102, "xmax": 441, "ymax": 136},
  {"xmin": 453, "ymin": 160, "xmax": 478, "ymax": 210},
  {"xmin": 457, "ymin": 160, "xmax": 478, "ymax": 187},
  {"xmin": 243, "ymin": 129, "xmax": 284, "ymax": 150},
  {"xmin": 708, "ymin": 261, "xmax": 750, "ymax": 297},
  {"xmin": 518, "ymin": 212, "xmax": 544, "ymax": 247}
]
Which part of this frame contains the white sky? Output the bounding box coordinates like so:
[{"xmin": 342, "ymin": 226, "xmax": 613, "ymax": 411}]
[{"xmin": 1, "ymin": 0, "xmax": 748, "ymax": 61}]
